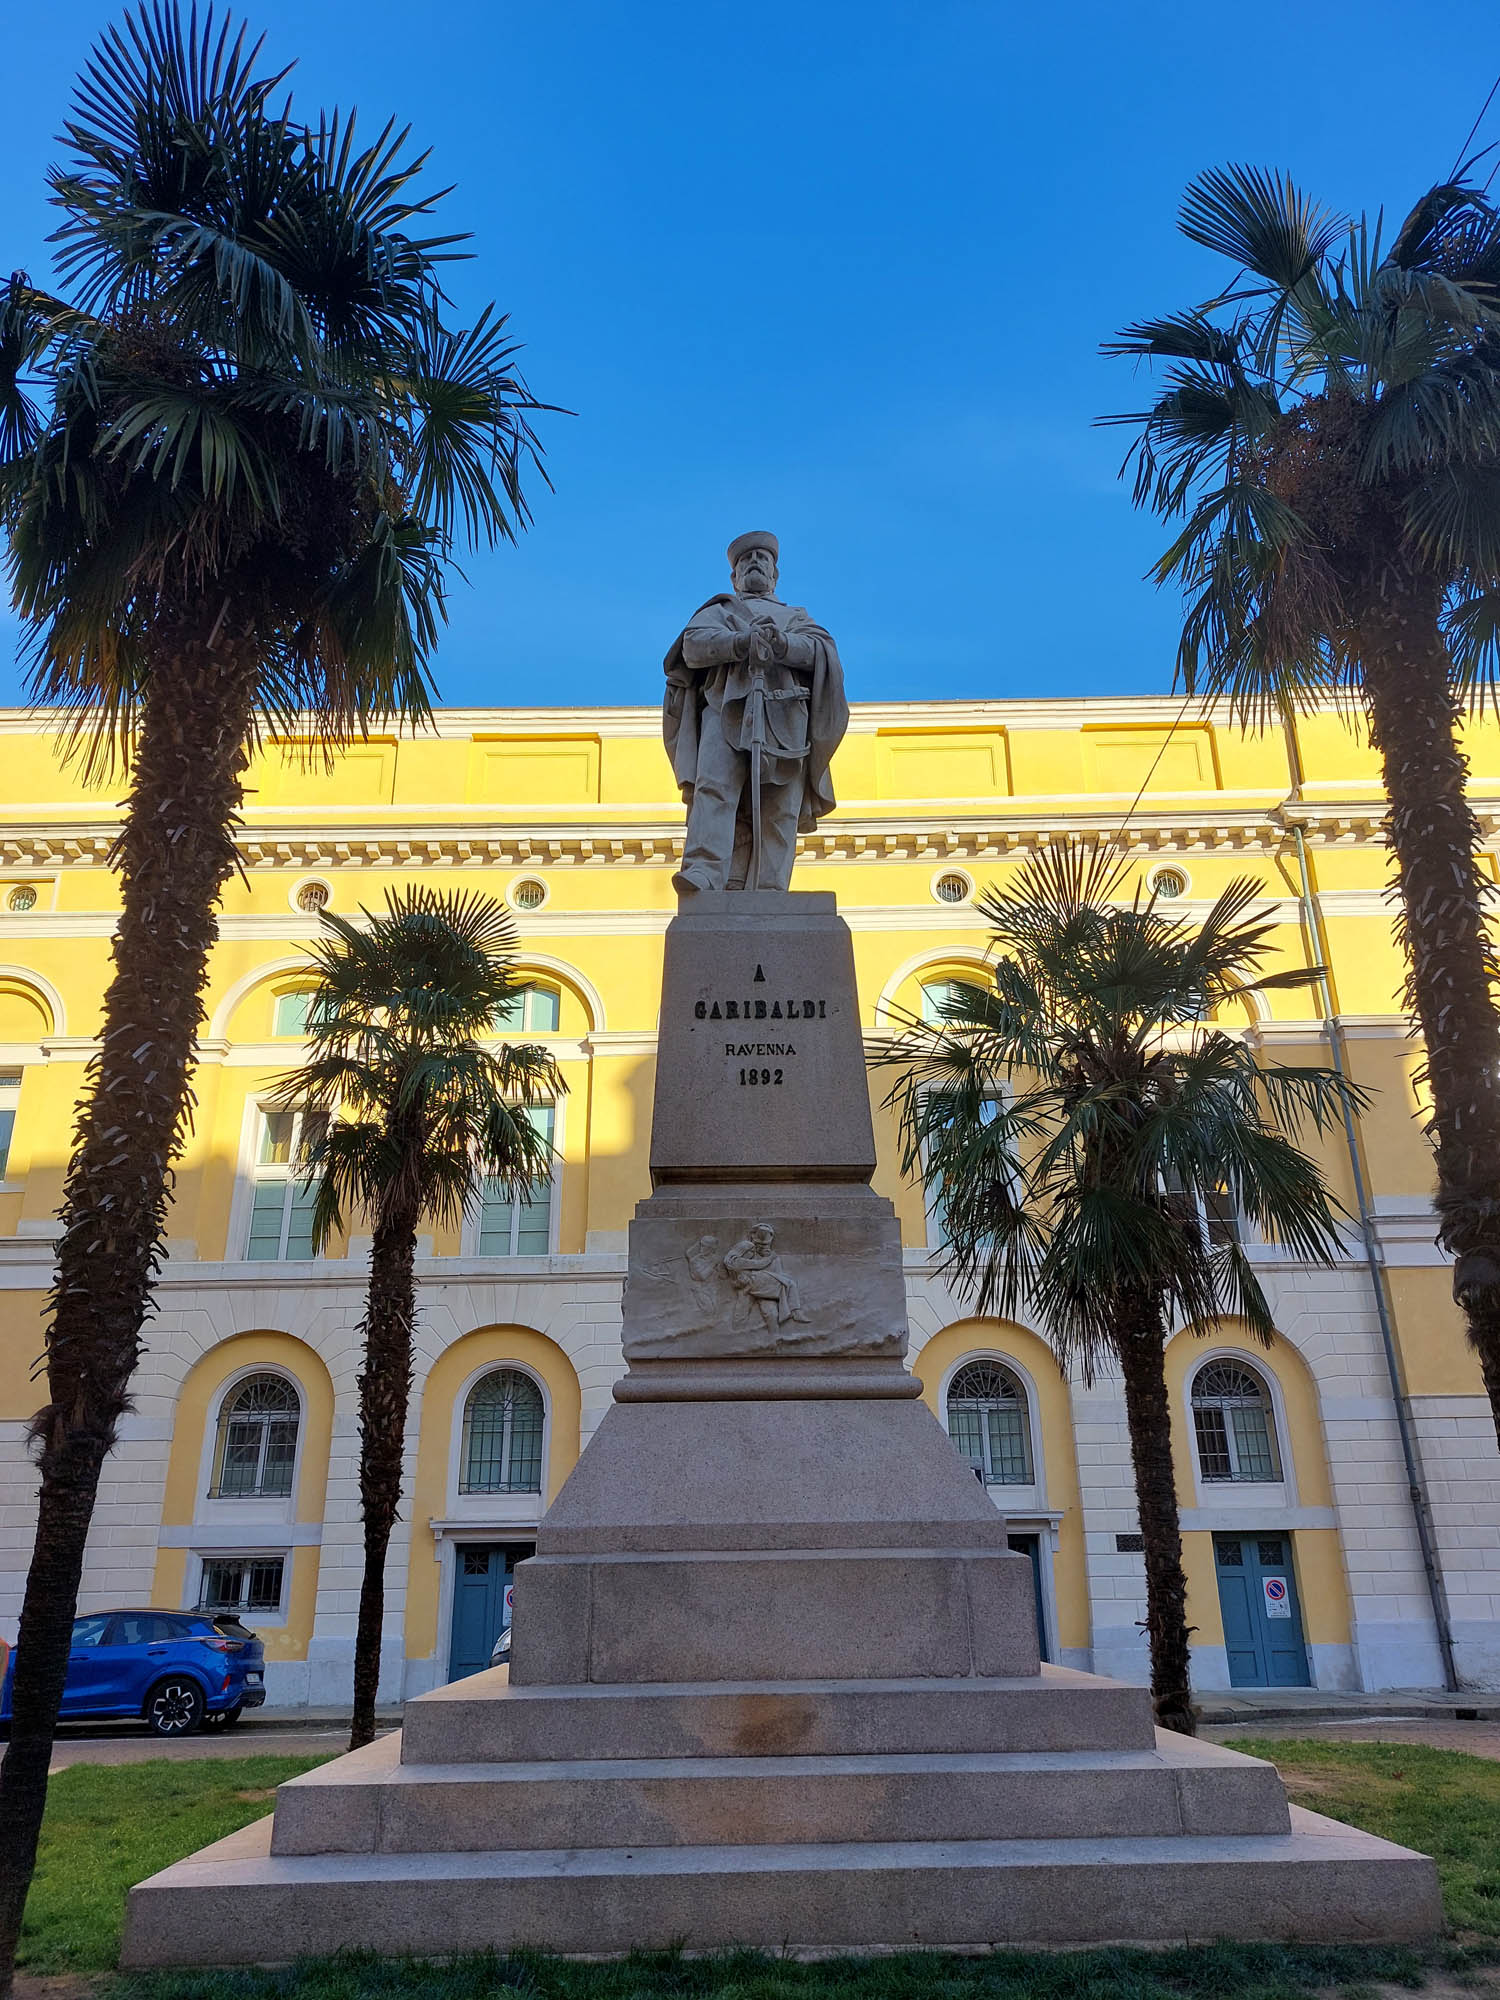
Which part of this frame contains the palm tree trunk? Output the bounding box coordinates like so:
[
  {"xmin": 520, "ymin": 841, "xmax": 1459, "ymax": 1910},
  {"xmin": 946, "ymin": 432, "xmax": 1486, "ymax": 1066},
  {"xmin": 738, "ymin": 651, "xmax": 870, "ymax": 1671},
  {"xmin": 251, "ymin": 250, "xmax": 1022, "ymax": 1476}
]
[
  {"xmin": 0, "ymin": 630, "xmax": 258, "ymax": 1997},
  {"xmin": 1115, "ymin": 1296, "xmax": 1196, "ymax": 1736},
  {"xmin": 1360, "ymin": 589, "xmax": 1500, "ymax": 1450},
  {"xmin": 350, "ymin": 1192, "xmax": 421, "ymax": 1751}
]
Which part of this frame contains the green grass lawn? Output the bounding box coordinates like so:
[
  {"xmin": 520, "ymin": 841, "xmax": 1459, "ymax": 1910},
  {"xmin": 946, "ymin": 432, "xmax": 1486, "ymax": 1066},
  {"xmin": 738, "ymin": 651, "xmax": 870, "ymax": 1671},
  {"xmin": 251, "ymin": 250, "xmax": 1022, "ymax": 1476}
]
[
  {"xmin": 19, "ymin": 1754, "xmax": 329, "ymax": 1976},
  {"xmin": 1232, "ymin": 1735, "xmax": 1500, "ymax": 1939},
  {"xmin": 17, "ymin": 1736, "xmax": 1500, "ymax": 2000}
]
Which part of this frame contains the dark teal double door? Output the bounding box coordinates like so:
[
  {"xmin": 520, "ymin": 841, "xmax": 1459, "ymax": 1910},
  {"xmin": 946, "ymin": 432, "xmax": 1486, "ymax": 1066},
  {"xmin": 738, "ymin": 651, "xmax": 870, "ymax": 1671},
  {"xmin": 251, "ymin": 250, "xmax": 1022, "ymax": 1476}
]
[
  {"xmin": 448, "ymin": 1542, "xmax": 532, "ymax": 1682},
  {"xmin": 1213, "ymin": 1533, "xmax": 1310, "ymax": 1687}
]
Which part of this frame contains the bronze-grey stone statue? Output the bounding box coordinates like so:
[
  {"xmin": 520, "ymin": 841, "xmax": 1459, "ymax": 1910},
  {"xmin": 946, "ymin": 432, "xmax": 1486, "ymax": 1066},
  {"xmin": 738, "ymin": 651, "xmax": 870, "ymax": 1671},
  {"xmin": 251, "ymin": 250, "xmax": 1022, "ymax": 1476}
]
[{"xmin": 663, "ymin": 532, "xmax": 849, "ymax": 892}]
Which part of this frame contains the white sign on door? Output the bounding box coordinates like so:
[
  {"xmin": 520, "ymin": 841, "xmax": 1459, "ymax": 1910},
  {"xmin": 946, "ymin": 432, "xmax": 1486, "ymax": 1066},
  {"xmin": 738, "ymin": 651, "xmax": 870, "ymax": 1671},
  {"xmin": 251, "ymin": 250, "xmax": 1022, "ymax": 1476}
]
[{"xmin": 1262, "ymin": 1575, "xmax": 1291, "ymax": 1620}]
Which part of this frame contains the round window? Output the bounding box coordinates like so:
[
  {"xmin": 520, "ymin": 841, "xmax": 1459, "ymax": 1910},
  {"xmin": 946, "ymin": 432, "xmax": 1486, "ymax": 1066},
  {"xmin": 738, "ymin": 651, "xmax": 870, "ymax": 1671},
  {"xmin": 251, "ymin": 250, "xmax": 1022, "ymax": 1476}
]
[
  {"xmin": 296, "ymin": 880, "xmax": 331, "ymax": 914},
  {"xmin": 1150, "ymin": 867, "xmax": 1188, "ymax": 900},
  {"xmin": 7, "ymin": 885, "xmax": 38, "ymax": 913},
  {"xmin": 932, "ymin": 870, "xmax": 972, "ymax": 906},
  {"xmin": 510, "ymin": 877, "xmax": 548, "ymax": 912}
]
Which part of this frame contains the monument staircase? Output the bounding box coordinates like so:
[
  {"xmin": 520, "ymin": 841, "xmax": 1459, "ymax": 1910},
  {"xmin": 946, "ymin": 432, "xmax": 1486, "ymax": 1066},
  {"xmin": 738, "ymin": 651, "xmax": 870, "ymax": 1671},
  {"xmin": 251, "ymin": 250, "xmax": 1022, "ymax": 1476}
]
[{"xmin": 125, "ymin": 894, "xmax": 1439, "ymax": 1964}]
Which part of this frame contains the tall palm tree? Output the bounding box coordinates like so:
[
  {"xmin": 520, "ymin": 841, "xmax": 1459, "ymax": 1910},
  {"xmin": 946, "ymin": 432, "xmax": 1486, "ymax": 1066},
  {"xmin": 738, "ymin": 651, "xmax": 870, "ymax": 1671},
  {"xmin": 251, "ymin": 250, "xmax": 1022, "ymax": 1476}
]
[
  {"xmin": 0, "ymin": 7, "xmax": 547, "ymax": 1974},
  {"xmin": 278, "ymin": 887, "xmax": 562, "ymax": 1750},
  {"xmin": 877, "ymin": 844, "xmax": 1360, "ymax": 1733},
  {"xmin": 1103, "ymin": 165, "xmax": 1500, "ymax": 1444}
]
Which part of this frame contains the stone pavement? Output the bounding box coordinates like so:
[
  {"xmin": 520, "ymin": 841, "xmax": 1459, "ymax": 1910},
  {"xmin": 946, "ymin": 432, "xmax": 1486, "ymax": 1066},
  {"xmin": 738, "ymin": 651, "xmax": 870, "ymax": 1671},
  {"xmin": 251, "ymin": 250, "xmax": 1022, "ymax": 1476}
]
[
  {"xmin": 45, "ymin": 1715, "xmax": 398, "ymax": 1771},
  {"xmin": 1196, "ymin": 1686, "xmax": 1500, "ymax": 1725}
]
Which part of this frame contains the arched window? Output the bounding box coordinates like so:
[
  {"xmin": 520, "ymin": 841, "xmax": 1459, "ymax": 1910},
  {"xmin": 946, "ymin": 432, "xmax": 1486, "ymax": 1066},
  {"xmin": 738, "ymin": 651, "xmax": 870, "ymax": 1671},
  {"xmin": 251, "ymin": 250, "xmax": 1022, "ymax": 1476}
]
[
  {"xmin": 1192, "ymin": 1360, "xmax": 1282, "ymax": 1482},
  {"xmin": 920, "ymin": 978, "xmax": 971, "ymax": 1024},
  {"xmin": 947, "ymin": 1360, "xmax": 1033, "ymax": 1485},
  {"xmin": 492, "ymin": 983, "xmax": 561, "ymax": 1034},
  {"xmin": 459, "ymin": 1370, "xmax": 545, "ymax": 1494},
  {"xmin": 210, "ymin": 1374, "xmax": 301, "ymax": 1498}
]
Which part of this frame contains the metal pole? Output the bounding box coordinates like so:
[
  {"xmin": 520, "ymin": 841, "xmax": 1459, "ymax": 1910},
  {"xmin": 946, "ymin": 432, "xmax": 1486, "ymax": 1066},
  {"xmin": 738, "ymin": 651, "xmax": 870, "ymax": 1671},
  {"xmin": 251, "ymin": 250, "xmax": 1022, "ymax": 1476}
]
[{"xmin": 1280, "ymin": 810, "xmax": 1460, "ymax": 1691}]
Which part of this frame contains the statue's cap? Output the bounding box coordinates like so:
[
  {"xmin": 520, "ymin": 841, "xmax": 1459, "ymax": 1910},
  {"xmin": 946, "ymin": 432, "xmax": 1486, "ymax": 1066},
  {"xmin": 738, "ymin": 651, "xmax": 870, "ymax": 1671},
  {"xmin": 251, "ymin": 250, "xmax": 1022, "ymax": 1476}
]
[{"xmin": 727, "ymin": 530, "xmax": 778, "ymax": 566}]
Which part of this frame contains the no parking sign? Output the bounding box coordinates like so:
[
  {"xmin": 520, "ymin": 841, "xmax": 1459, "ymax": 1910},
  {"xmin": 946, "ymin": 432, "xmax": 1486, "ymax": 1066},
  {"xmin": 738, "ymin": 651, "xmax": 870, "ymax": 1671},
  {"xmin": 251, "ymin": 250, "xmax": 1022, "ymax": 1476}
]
[{"xmin": 1262, "ymin": 1575, "xmax": 1291, "ymax": 1620}]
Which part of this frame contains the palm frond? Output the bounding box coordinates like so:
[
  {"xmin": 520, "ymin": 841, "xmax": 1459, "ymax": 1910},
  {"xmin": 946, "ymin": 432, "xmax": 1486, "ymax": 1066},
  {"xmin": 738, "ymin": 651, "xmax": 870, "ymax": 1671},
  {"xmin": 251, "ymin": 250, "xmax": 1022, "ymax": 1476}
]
[{"xmin": 874, "ymin": 846, "xmax": 1360, "ymax": 1372}]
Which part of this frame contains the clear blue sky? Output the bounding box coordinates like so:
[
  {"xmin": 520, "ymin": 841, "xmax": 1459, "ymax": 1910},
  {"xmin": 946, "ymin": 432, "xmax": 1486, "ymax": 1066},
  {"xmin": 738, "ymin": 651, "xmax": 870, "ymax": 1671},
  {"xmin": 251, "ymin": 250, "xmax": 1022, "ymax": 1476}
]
[{"xmin": 2, "ymin": 0, "xmax": 1496, "ymax": 710}]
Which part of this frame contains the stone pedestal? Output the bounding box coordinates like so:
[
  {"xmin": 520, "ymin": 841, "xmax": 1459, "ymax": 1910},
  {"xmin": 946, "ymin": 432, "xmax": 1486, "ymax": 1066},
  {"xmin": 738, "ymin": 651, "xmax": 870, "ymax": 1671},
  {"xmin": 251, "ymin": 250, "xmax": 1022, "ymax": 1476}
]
[{"xmin": 124, "ymin": 893, "xmax": 1440, "ymax": 1965}]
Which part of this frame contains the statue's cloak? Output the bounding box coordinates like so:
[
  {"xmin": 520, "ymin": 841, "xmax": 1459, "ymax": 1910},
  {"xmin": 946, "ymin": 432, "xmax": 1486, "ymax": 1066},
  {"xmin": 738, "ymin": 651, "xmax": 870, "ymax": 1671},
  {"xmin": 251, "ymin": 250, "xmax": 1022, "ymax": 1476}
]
[{"xmin": 663, "ymin": 595, "xmax": 848, "ymax": 831}]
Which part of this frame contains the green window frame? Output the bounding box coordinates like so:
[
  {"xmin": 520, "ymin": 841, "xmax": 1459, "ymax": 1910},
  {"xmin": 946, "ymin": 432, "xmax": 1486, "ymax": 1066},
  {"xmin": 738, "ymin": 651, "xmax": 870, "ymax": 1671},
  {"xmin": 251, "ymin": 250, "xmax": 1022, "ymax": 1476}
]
[
  {"xmin": 476, "ymin": 1104, "xmax": 556, "ymax": 1256},
  {"xmin": 492, "ymin": 983, "xmax": 561, "ymax": 1034},
  {"xmin": 210, "ymin": 1373, "xmax": 301, "ymax": 1497},
  {"xmin": 459, "ymin": 1369, "xmax": 545, "ymax": 1494},
  {"xmin": 0, "ymin": 1069, "xmax": 20, "ymax": 1180},
  {"xmin": 246, "ymin": 1108, "xmax": 324, "ymax": 1260},
  {"xmin": 946, "ymin": 1359, "xmax": 1034, "ymax": 1485},
  {"xmin": 1192, "ymin": 1360, "xmax": 1281, "ymax": 1482}
]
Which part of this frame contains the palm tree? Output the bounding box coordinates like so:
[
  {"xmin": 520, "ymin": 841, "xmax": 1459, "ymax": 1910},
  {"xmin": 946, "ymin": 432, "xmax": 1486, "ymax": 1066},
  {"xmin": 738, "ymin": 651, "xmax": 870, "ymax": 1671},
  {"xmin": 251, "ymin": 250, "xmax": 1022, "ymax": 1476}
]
[
  {"xmin": 1103, "ymin": 165, "xmax": 1500, "ymax": 1444},
  {"xmin": 274, "ymin": 888, "xmax": 562, "ymax": 1750},
  {"xmin": 0, "ymin": 7, "xmax": 547, "ymax": 1974},
  {"xmin": 877, "ymin": 844, "xmax": 1361, "ymax": 1733}
]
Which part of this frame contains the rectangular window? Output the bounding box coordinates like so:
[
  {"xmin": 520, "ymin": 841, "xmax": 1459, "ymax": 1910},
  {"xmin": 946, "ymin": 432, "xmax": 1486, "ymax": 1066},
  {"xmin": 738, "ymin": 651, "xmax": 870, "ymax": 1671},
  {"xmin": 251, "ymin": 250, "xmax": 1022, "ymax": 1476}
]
[
  {"xmin": 197, "ymin": 1554, "xmax": 286, "ymax": 1615},
  {"xmin": 477, "ymin": 1104, "xmax": 555, "ymax": 1256},
  {"xmin": 0, "ymin": 1070, "xmax": 19, "ymax": 1180},
  {"xmin": 246, "ymin": 1109, "xmax": 324, "ymax": 1260},
  {"xmin": 924, "ymin": 1088, "xmax": 1009, "ymax": 1249},
  {"xmin": 1164, "ymin": 1172, "xmax": 1243, "ymax": 1251}
]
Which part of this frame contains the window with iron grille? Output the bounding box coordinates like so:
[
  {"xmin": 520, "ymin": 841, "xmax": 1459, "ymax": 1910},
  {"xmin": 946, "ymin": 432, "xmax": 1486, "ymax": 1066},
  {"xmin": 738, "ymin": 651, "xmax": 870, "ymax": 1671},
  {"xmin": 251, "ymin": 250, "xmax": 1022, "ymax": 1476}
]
[
  {"xmin": 1192, "ymin": 1360, "xmax": 1281, "ymax": 1482},
  {"xmin": 476, "ymin": 1104, "xmax": 555, "ymax": 1256},
  {"xmin": 197, "ymin": 1553, "xmax": 286, "ymax": 1614},
  {"xmin": 946, "ymin": 1360, "xmax": 1033, "ymax": 1485},
  {"xmin": 211, "ymin": 1374, "xmax": 301, "ymax": 1497},
  {"xmin": 460, "ymin": 1369, "xmax": 545, "ymax": 1494}
]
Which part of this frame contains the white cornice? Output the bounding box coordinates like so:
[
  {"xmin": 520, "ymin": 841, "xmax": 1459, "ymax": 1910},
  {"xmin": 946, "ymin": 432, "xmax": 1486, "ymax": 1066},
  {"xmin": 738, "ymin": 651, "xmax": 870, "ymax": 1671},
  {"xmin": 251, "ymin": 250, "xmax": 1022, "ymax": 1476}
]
[{"xmin": 0, "ymin": 802, "xmax": 1445, "ymax": 875}]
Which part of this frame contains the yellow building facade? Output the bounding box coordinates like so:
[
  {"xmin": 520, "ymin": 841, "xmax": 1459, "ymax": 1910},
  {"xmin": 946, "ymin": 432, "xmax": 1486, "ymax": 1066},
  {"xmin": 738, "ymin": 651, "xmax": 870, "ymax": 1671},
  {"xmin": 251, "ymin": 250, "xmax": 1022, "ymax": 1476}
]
[{"xmin": 1, "ymin": 694, "xmax": 1497, "ymax": 1701}]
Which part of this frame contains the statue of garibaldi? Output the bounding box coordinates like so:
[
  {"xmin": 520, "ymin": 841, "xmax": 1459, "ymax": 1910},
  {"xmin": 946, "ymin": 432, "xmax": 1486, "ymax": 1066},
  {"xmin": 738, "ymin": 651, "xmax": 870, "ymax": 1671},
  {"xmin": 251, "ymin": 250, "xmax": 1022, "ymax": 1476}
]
[{"xmin": 664, "ymin": 532, "xmax": 849, "ymax": 892}]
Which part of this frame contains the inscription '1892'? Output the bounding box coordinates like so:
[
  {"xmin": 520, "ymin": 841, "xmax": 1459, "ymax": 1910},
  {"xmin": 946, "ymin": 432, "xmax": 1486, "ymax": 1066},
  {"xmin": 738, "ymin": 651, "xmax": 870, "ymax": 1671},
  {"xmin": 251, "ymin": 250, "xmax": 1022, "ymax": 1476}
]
[{"xmin": 694, "ymin": 998, "xmax": 826, "ymax": 1021}]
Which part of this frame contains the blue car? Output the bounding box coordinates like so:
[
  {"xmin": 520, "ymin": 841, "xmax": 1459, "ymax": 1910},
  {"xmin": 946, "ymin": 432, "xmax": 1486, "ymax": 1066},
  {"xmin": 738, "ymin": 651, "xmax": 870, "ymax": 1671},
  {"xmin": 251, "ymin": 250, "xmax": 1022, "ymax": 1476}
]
[{"xmin": 0, "ymin": 1608, "xmax": 266, "ymax": 1737}]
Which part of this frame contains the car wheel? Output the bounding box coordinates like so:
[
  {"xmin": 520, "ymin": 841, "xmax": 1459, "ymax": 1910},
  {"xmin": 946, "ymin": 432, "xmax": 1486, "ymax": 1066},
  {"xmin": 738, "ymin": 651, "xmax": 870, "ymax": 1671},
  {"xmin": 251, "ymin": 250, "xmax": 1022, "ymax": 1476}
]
[{"xmin": 144, "ymin": 1677, "xmax": 205, "ymax": 1737}]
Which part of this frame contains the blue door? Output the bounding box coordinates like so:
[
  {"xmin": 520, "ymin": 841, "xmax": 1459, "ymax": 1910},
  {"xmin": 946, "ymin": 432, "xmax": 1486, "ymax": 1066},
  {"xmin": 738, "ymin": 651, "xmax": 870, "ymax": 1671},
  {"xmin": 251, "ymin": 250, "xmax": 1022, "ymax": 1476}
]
[
  {"xmin": 1213, "ymin": 1534, "xmax": 1311, "ymax": 1687},
  {"xmin": 448, "ymin": 1544, "xmax": 527, "ymax": 1682},
  {"xmin": 1006, "ymin": 1532, "xmax": 1051, "ymax": 1663}
]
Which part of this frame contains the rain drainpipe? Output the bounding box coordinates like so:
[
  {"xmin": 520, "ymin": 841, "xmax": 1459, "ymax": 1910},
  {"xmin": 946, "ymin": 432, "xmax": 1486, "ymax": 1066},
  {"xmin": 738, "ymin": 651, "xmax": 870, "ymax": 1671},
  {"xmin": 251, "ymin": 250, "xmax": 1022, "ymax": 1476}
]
[{"xmin": 1279, "ymin": 808, "xmax": 1460, "ymax": 1692}]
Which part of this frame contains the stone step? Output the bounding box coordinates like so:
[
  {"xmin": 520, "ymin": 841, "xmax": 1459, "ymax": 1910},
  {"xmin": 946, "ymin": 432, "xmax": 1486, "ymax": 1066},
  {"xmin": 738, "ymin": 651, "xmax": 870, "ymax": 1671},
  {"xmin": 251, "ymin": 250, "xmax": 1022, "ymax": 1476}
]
[
  {"xmin": 123, "ymin": 1806, "xmax": 1442, "ymax": 1966},
  {"xmin": 511, "ymin": 1545, "xmax": 1040, "ymax": 1685},
  {"xmin": 401, "ymin": 1664, "xmax": 1156, "ymax": 1764},
  {"xmin": 269, "ymin": 1730, "xmax": 1290, "ymax": 1856}
]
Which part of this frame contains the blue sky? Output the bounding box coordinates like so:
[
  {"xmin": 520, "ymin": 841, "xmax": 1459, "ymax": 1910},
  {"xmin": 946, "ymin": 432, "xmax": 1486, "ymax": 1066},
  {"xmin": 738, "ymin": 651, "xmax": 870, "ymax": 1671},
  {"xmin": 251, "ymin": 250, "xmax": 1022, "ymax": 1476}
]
[{"xmin": 2, "ymin": 0, "xmax": 1496, "ymax": 710}]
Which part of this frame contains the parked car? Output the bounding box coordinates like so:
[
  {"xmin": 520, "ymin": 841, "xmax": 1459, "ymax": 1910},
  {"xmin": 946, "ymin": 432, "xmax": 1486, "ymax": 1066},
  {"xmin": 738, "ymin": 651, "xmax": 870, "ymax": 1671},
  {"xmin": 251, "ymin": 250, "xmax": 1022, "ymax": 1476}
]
[
  {"xmin": 0, "ymin": 1608, "xmax": 266, "ymax": 1737},
  {"xmin": 489, "ymin": 1624, "xmax": 511, "ymax": 1668}
]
